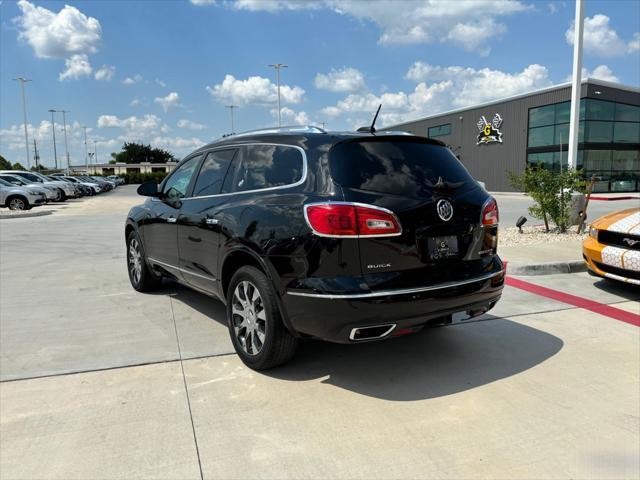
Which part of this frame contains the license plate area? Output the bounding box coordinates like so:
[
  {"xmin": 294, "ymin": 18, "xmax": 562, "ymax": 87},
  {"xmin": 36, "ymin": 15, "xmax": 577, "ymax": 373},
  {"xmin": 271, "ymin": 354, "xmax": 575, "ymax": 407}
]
[{"xmin": 425, "ymin": 235, "xmax": 459, "ymax": 261}]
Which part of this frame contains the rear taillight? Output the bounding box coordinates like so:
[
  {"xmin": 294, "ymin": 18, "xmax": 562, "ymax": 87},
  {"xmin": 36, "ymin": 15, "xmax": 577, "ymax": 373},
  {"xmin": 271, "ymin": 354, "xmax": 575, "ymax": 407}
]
[
  {"xmin": 304, "ymin": 203, "xmax": 402, "ymax": 238},
  {"xmin": 481, "ymin": 197, "xmax": 499, "ymax": 226}
]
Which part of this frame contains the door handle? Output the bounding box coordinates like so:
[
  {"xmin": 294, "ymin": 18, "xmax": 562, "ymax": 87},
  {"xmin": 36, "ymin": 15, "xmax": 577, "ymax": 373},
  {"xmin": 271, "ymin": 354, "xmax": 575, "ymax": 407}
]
[
  {"xmin": 167, "ymin": 217, "xmax": 177, "ymax": 224},
  {"xmin": 206, "ymin": 218, "xmax": 219, "ymax": 225}
]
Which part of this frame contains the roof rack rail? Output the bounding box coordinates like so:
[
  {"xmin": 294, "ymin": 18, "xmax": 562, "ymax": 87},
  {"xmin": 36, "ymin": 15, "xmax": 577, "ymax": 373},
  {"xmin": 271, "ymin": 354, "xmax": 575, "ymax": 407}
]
[{"xmin": 228, "ymin": 125, "xmax": 327, "ymax": 138}]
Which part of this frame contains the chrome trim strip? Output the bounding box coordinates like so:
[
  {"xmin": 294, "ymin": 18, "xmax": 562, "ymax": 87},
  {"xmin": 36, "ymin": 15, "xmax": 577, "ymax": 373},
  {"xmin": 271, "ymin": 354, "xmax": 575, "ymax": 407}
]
[
  {"xmin": 181, "ymin": 143, "xmax": 308, "ymax": 201},
  {"xmin": 303, "ymin": 201, "xmax": 403, "ymax": 238},
  {"xmin": 349, "ymin": 324, "xmax": 396, "ymax": 341},
  {"xmin": 286, "ymin": 270, "xmax": 502, "ymax": 299},
  {"xmin": 147, "ymin": 257, "xmax": 216, "ymax": 281}
]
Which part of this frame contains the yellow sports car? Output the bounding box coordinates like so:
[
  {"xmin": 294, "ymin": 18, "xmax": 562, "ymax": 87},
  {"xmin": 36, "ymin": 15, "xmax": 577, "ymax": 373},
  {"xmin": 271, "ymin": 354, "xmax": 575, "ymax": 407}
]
[{"xmin": 583, "ymin": 208, "xmax": 640, "ymax": 286}]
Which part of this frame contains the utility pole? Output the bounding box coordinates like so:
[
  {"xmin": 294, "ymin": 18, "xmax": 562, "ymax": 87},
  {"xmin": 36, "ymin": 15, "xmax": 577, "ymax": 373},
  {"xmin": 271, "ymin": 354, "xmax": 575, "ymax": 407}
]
[
  {"xmin": 93, "ymin": 140, "xmax": 98, "ymax": 165},
  {"xmin": 82, "ymin": 126, "xmax": 89, "ymax": 173},
  {"xmin": 268, "ymin": 63, "xmax": 288, "ymax": 127},
  {"xmin": 48, "ymin": 109, "xmax": 59, "ymax": 169},
  {"xmin": 33, "ymin": 139, "xmax": 40, "ymax": 169},
  {"xmin": 225, "ymin": 105, "xmax": 238, "ymax": 133},
  {"xmin": 60, "ymin": 110, "xmax": 71, "ymax": 174},
  {"xmin": 567, "ymin": 0, "xmax": 584, "ymax": 169},
  {"xmin": 13, "ymin": 77, "xmax": 32, "ymax": 169}
]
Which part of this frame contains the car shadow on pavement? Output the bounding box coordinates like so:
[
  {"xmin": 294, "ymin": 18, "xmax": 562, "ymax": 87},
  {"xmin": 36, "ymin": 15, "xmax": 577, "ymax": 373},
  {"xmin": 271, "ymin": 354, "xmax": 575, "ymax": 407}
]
[
  {"xmin": 266, "ymin": 317, "xmax": 564, "ymax": 401},
  {"xmin": 591, "ymin": 278, "xmax": 640, "ymax": 301}
]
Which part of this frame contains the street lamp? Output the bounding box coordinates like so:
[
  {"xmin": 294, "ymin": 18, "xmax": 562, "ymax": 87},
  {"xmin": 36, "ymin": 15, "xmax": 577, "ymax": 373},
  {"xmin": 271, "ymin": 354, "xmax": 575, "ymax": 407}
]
[
  {"xmin": 59, "ymin": 110, "xmax": 71, "ymax": 174},
  {"xmin": 225, "ymin": 105, "xmax": 238, "ymax": 133},
  {"xmin": 93, "ymin": 140, "xmax": 98, "ymax": 165},
  {"xmin": 82, "ymin": 125, "xmax": 89, "ymax": 172},
  {"xmin": 268, "ymin": 63, "xmax": 288, "ymax": 127},
  {"xmin": 48, "ymin": 109, "xmax": 59, "ymax": 169},
  {"xmin": 13, "ymin": 77, "xmax": 32, "ymax": 169}
]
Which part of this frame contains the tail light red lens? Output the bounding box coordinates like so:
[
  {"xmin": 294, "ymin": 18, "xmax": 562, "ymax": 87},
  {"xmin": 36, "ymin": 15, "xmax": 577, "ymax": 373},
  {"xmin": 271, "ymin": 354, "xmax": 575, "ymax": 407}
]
[
  {"xmin": 481, "ymin": 197, "xmax": 499, "ymax": 226},
  {"xmin": 305, "ymin": 203, "xmax": 401, "ymax": 237}
]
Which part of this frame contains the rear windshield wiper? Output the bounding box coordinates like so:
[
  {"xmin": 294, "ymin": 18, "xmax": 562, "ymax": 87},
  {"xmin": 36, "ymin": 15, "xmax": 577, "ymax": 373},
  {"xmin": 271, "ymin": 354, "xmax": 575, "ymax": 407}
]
[{"xmin": 426, "ymin": 176, "xmax": 466, "ymax": 192}]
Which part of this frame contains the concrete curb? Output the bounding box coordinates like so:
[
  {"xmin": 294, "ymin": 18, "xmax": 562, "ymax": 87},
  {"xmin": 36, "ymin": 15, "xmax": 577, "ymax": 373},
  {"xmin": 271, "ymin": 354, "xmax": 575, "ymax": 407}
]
[
  {"xmin": 507, "ymin": 260, "xmax": 587, "ymax": 276},
  {"xmin": 0, "ymin": 210, "xmax": 53, "ymax": 220}
]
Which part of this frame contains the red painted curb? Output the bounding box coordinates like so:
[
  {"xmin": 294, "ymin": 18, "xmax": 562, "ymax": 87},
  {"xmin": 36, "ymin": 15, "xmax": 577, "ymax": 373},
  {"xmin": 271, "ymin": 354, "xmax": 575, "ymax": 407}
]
[
  {"xmin": 590, "ymin": 196, "xmax": 640, "ymax": 201},
  {"xmin": 505, "ymin": 276, "xmax": 640, "ymax": 327}
]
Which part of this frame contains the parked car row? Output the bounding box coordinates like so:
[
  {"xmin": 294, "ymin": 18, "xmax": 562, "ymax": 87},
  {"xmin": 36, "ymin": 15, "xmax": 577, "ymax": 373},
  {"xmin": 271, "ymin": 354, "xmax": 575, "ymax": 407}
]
[{"xmin": 0, "ymin": 170, "xmax": 123, "ymax": 210}]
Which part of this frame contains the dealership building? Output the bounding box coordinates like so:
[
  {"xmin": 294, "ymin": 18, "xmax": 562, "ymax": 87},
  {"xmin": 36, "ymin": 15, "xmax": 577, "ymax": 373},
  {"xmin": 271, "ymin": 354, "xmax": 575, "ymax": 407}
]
[{"xmin": 385, "ymin": 78, "xmax": 640, "ymax": 192}]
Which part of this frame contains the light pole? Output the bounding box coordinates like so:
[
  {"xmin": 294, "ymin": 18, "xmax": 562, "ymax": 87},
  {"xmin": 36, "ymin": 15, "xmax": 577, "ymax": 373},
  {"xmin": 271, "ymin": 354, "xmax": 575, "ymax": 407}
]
[
  {"xmin": 82, "ymin": 126, "xmax": 89, "ymax": 173},
  {"xmin": 93, "ymin": 140, "xmax": 98, "ymax": 165},
  {"xmin": 225, "ymin": 105, "xmax": 238, "ymax": 133},
  {"xmin": 268, "ymin": 63, "xmax": 288, "ymax": 127},
  {"xmin": 13, "ymin": 77, "xmax": 32, "ymax": 169},
  {"xmin": 60, "ymin": 110, "xmax": 71, "ymax": 174},
  {"xmin": 567, "ymin": 0, "xmax": 584, "ymax": 169},
  {"xmin": 48, "ymin": 109, "xmax": 59, "ymax": 169}
]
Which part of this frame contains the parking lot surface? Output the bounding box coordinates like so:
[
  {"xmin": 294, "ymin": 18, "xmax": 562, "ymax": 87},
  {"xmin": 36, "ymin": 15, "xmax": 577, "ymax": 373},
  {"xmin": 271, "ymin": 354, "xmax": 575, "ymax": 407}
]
[{"xmin": 1, "ymin": 186, "xmax": 638, "ymax": 479}]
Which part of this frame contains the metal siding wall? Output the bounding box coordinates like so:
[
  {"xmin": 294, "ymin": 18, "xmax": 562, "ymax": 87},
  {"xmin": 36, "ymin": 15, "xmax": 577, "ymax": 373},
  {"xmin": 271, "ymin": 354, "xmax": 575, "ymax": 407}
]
[{"xmin": 390, "ymin": 83, "xmax": 637, "ymax": 191}]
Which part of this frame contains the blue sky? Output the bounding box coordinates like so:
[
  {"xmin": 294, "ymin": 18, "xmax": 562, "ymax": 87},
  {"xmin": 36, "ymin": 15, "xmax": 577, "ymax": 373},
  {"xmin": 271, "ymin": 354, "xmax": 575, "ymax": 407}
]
[{"xmin": 1, "ymin": 0, "xmax": 639, "ymax": 167}]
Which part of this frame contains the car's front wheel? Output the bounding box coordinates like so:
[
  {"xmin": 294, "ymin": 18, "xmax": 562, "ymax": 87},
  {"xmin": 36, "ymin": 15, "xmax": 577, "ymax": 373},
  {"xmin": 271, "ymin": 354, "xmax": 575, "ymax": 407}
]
[
  {"xmin": 6, "ymin": 196, "xmax": 30, "ymax": 211},
  {"xmin": 226, "ymin": 266, "xmax": 298, "ymax": 370},
  {"xmin": 126, "ymin": 230, "xmax": 162, "ymax": 292}
]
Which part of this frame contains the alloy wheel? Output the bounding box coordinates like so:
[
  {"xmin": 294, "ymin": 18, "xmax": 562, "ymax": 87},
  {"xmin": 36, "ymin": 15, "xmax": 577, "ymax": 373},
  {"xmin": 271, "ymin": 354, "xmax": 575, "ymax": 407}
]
[
  {"xmin": 231, "ymin": 280, "xmax": 267, "ymax": 355},
  {"xmin": 8, "ymin": 198, "xmax": 26, "ymax": 210},
  {"xmin": 128, "ymin": 238, "xmax": 143, "ymax": 285}
]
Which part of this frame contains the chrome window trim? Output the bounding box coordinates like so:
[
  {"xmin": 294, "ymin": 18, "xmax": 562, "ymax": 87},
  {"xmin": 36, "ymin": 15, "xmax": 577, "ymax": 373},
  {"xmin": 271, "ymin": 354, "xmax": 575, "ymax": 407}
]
[
  {"xmin": 148, "ymin": 257, "xmax": 216, "ymax": 281},
  {"xmin": 180, "ymin": 143, "xmax": 308, "ymax": 201},
  {"xmin": 303, "ymin": 201, "xmax": 403, "ymax": 238},
  {"xmin": 286, "ymin": 270, "xmax": 502, "ymax": 299}
]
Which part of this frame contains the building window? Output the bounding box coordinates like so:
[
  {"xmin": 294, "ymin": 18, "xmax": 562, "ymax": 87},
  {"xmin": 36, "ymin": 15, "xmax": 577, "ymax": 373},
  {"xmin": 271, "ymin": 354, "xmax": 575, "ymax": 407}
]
[
  {"xmin": 528, "ymin": 104, "xmax": 556, "ymax": 128},
  {"xmin": 613, "ymin": 122, "xmax": 640, "ymax": 143},
  {"xmin": 126, "ymin": 167, "xmax": 141, "ymax": 173},
  {"xmin": 615, "ymin": 103, "xmax": 640, "ymax": 122},
  {"xmin": 528, "ymin": 126, "xmax": 555, "ymax": 147},
  {"xmin": 428, "ymin": 123, "xmax": 451, "ymax": 137},
  {"xmin": 584, "ymin": 121, "xmax": 614, "ymax": 142},
  {"xmin": 584, "ymin": 99, "xmax": 615, "ymax": 121}
]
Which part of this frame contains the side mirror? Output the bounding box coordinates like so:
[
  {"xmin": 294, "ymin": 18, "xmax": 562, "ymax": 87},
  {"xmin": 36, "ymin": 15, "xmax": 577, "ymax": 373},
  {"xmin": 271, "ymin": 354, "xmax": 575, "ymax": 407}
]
[{"xmin": 137, "ymin": 181, "xmax": 161, "ymax": 197}]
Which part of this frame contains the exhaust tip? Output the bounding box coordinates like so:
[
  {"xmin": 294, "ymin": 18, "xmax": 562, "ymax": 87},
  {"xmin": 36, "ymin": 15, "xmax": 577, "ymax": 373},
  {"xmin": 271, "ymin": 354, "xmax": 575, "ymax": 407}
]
[{"xmin": 349, "ymin": 324, "xmax": 396, "ymax": 341}]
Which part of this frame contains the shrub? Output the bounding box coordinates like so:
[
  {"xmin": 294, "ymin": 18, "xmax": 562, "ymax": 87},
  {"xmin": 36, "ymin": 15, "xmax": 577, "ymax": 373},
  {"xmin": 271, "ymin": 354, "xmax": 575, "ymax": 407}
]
[{"xmin": 509, "ymin": 167, "xmax": 585, "ymax": 233}]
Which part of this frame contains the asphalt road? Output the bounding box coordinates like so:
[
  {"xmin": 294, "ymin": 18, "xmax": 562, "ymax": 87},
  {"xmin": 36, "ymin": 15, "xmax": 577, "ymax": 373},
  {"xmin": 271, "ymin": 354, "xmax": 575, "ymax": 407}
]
[{"xmin": 1, "ymin": 186, "xmax": 638, "ymax": 480}]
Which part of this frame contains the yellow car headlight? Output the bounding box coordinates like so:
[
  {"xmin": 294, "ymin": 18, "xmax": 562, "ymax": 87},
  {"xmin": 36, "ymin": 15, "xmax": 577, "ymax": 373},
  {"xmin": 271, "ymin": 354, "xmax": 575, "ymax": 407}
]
[{"xmin": 589, "ymin": 225, "xmax": 598, "ymax": 239}]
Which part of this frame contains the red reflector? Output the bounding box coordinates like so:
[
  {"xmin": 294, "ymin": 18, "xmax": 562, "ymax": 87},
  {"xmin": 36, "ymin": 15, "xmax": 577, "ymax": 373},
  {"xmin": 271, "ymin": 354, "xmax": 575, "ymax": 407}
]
[
  {"xmin": 305, "ymin": 203, "xmax": 401, "ymax": 237},
  {"xmin": 392, "ymin": 328, "xmax": 416, "ymax": 337},
  {"xmin": 482, "ymin": 197, "xmax": 499, "ymax": 226}
]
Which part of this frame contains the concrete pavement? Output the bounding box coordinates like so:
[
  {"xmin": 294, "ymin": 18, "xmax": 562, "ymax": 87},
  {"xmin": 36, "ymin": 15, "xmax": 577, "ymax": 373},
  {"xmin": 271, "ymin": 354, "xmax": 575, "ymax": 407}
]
[{"xmin": 1, "ymin": 185, "xmax": 638, "ymax": 479}]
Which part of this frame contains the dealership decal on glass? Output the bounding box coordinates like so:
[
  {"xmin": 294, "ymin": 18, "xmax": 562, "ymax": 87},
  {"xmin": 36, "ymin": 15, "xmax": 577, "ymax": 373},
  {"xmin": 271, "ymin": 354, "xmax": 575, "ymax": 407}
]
[{"xmin": 476, "ymin": 114, "xmax": 503, "ymax": 145}]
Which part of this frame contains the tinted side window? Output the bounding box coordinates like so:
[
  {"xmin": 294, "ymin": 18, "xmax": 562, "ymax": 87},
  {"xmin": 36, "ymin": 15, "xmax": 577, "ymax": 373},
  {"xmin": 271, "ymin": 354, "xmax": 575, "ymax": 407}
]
[
  {"xmin": 192, "ymin": 149, "xmax": 236, "ymax": 197},
  {"xmin": 222, "ymin": 145, "xmax": 303, "ymax": 193},
  {"xmin": 162, "ymin": 155, "xmax": 202, "ymax": 200}
]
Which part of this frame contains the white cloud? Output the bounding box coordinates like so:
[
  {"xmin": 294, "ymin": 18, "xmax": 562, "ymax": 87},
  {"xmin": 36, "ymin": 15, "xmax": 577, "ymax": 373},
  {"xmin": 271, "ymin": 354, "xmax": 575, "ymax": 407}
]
[
  {"xmin": 271, "ymin": 107, "xmax": 310, "ymax": 125},
  {"xmin": 97, "ymin": 114, "xmax": 165, "ymax": 132},
  {"xmin": 177, "ymin": 119, "xmax": 207, "ymax": 130},
  {"xmin": 190, "ymin": 0, "xmax": 217, "ymax": 5},
  {"xmin": 150, "ymin": 136, "xmax": 205, "ymax": 150},
  {"xmin": 566, "ymin": 14, "xmax": 639, "ymax": 57},
  {"xmin": 154, "ymin": 92, "xmax": 182, "ymax": 112},
  {"xmin": 15, "ymin": 0, "xmax": 101, "ymax": 59},
  {"xmin": 206, "ymin": 74, "xmax": 305, "ymax": 106},
  {"xmin": 445, "ymin": 17, "xmax": 505, "ymax": 55},
  {"xmin": 59, "ymin": 54, "xmax": 92, "ymax": 81},
  {"xmin": 94, "ymin": 64, "xmax": 115, "ymax": 81},
  {"xmin": 323, "ymin": 62, "xmax": 553, "ymax": 127},
  {"xmin": 155, "ymin": 78, "xmax": 167, "ymax": 88},
  {"xmin": 314, "ymin": 67, "xmax": 366, "ymax": 93},
  {"xmin": 0, "ymin": 121, "xmax": 54, "ymax": 152},
  {"xmin": 565, "ymin": 65, "xmax": 620, "ymax": 83},
  {"xmin": 123, "ymin": 74, "xmax": 143, "ymax": 85},
  {"xmin": 233, "ymin": 0, "xmax": 322, "ymax": 11}
]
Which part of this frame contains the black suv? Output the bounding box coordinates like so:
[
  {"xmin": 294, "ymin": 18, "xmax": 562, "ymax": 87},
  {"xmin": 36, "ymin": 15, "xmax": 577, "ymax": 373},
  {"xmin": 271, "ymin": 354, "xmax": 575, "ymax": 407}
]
[{"xmin": 125, "ymin": 127, "xmax": 504, "ymax": 369}]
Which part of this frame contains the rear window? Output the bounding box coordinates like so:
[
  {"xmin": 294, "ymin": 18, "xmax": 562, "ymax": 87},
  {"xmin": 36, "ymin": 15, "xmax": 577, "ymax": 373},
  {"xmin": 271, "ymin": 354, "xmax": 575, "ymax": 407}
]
[{"xmin": 330, "ymin": 139, "xmax": 475, "ymax": 197}]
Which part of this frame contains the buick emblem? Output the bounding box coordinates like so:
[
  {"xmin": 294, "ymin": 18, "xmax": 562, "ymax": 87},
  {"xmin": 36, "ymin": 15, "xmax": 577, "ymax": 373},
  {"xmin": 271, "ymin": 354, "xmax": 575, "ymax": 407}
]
[{"xmin": 436, "ymin": 199, "xmax": 453, "ymax": 222}]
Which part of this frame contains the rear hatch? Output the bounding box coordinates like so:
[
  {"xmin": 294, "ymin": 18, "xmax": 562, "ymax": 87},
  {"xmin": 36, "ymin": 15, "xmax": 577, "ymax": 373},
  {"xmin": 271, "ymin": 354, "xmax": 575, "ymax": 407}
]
[{"xmin": 329, "ymin": 136, "xmax": 498, "ymax": 291}]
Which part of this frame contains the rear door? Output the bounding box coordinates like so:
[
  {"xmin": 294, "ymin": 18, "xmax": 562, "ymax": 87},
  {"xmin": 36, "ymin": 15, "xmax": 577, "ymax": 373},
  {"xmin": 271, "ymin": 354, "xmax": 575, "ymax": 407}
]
[
  {"xmin": 177, "ymin": 148, "xmax": 237, "ymax": 296},
  {"xmin": 329, "ymin": 137, "xmax": 495, "ymax": 291}
]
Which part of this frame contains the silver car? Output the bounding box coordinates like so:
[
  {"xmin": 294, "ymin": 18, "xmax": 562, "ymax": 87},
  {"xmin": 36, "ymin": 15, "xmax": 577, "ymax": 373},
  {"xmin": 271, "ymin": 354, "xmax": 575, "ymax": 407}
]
[
  {"xmin": 0, "ymin": 174, "xmax": 58, "ymax": 201},
  {"xmin": 0, "ymin": 178, "xmax": 46, "ymax": 210},
  {"xmin": 0, "ymin": 170, "xmax": 75, "ymax": 200}
]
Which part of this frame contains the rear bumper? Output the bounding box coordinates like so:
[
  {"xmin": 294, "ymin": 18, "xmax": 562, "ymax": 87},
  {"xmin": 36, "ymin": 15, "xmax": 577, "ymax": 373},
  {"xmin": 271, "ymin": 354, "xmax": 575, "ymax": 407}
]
[{"xmin": 282, "ymin": 263, "xmax": 505, "ymax": 343}]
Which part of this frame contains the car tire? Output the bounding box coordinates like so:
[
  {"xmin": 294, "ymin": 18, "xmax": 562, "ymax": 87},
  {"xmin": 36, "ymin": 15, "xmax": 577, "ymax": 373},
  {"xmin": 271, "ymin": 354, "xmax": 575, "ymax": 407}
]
[
  {"xmin": 126, "ymin": 230, "xmax": 162, "ymax": 292},
  {"xmin": 226, "ymin": 266, "xmax": 298, "ymax": 370},
  {"xmin": 6, "ymin": 196, "xmax": 30, "ymax": 211},
  {"xmin": 58, "ymin": 189, "xmax": 67, "ymax": 201}
]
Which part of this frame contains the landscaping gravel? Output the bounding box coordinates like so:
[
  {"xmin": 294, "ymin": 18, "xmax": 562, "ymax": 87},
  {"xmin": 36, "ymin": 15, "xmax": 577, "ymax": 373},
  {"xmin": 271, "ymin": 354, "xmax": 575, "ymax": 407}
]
[{"xmin": 500, "ymin": 225, "xmax": 588, "ymax": 247}]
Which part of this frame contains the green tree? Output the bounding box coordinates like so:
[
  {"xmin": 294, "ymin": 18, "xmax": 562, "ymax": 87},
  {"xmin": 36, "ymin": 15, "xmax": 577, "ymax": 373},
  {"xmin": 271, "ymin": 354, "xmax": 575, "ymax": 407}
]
[
  {"xmin": 31, "ymin": 164, "xmax": 47, "ymax": 172},
  {"xmin": 0, "ymin": 155, "xmax": 12, "ymax": 170},
  {"xmin": 12, "ymin": 162, "xmax": 26, "ymax": 171},
  {"xmin": 509, "ymin": 167, "xmax": 585, "ymax": 233},
  {"xmin": 111, "ymin": 142, "xmax": 176, "ymax": 164}
]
